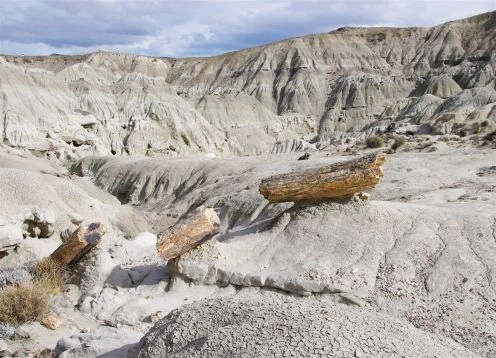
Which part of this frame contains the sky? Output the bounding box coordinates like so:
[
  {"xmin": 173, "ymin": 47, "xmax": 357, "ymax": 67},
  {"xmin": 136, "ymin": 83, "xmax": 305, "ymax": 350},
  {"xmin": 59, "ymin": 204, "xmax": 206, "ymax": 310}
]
[{"xmin": 0, "ymin": 0, "xmax": 494, "ymax": 58}]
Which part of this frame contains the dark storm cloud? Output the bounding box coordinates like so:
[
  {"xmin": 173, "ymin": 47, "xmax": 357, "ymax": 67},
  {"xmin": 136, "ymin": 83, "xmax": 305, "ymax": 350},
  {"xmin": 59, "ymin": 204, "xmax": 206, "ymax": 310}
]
[{"xmin": 0, "ymin": 0, "xmax": 494, "ymax": 57}]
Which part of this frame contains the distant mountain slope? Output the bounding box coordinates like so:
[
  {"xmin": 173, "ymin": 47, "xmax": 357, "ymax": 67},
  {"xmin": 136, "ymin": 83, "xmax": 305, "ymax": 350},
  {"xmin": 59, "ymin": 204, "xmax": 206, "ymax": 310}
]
[
  {"xmin": 167, "ymin": 11, "xmax": 496, "ymax": 136},
  {"xmin": 1, "ymin": 11, "xmax": 495, "ymax": 160}
]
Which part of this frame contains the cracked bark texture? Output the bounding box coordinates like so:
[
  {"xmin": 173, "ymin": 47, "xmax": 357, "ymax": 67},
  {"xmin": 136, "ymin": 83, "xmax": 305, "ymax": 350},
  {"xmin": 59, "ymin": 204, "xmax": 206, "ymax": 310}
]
[
  {"xmin": 157, "ymin": 208, "xmax": 220, "ymax": 261},
  {"xmin": 259, "ymin": 153, "xmax": 385, "ymax": 202}
]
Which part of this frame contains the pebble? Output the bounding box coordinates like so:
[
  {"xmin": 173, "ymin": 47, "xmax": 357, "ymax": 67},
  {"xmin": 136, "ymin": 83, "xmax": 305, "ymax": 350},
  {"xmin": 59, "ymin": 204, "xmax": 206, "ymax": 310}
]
[{"xmin": 41, "ymin": 314, "xmax": 63, "ymax": 330}]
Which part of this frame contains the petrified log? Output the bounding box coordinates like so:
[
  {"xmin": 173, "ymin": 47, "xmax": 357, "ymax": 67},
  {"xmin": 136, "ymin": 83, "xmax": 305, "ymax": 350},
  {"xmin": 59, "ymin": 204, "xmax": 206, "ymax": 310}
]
[
  {"xmin": 259, "ymin": 153, "xmax": 386, "ymax": 203},
  {"xmin": 157, "ymin": 208, "xmax": 220, "ymax": 261},
  {"xmin": 50, "ymin": 223, "xmax": 105, "ymax": 267}
]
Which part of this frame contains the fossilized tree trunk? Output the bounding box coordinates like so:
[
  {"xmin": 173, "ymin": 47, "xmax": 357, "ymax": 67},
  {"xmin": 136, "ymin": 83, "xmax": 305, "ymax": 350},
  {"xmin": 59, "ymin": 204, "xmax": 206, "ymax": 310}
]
[
  {"xmin": 259, "ymin": 153, "xmax": 386, "ymax": 203},
  {"xmin": 50, "ymin": 223, "xmax": 105, "ymax": 267},
  {"xmin": 157, "ymin": 208, "xmax": 220, "ymax": 261}
]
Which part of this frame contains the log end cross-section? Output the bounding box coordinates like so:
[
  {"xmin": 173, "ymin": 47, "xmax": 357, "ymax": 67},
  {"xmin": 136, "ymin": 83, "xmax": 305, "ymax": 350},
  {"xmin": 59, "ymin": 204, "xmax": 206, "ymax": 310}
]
[
  {"xmin": 259, "ymin": 153, "xmax": 386, "ymax": 203},
  {"xmin": 50, "ymin": 222, "xmax": 106, "ymax": 267}
]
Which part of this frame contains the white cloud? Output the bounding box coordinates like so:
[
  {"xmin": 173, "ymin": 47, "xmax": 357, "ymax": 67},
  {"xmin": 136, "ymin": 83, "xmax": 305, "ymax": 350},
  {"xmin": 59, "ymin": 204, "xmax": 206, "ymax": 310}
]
[{"xmin": 0, "ymin": 0, "xmax": 494, "ymax": 57}]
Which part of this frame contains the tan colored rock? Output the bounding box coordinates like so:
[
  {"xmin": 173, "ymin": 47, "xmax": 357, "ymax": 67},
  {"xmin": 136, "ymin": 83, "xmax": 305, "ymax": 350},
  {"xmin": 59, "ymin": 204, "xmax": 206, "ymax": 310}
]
[
  {"xmin": 149, "ymin": 311, "xmax": 162, "ymax": 323},
  {"xmin": 259, "ymin": 154, "xmax": 385, "ymax": 203},
  {"xmin": 41, "ymin": 314, "xmax": 62, "ymax": 330},
  {"xmin": 50, "ymin": 223, "xmax": 105, "ymax": 267},
  {"xmin": 157, "ymin": 208, "xmax": 220, "ymax": 261}
]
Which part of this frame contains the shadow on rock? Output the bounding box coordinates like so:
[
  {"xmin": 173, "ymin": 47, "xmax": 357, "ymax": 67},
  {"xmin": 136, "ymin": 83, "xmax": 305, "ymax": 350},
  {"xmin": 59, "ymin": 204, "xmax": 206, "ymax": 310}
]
[{"xmin": 104, "ymin": 264, "xmax": 167, "ymax": 288}]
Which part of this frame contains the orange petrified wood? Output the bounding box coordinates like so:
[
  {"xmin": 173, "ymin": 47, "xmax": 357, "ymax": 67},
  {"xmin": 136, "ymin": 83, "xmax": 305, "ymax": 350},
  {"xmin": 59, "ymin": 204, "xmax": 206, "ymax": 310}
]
[
  {"xmin": 259, "ymin": 153, "xmax": 386, "ymax": 203},
  {"xmin": 50, "ymin": 223, "xmax": 105, "ymax": 267},
  {"xmin": 157, "ymin": 208, "xmax": 220, "ymax": 261}
]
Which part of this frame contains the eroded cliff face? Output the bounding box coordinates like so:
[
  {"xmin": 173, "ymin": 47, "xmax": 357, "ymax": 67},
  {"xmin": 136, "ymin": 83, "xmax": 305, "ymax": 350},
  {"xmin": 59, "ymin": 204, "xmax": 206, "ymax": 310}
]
[
  {"xmin": 1, "ymin": 11, "xmax": 495, "ymax": 160},
  {"xmin": 169, "ymin": 11, "xmax": 495, "ymax": 137}
]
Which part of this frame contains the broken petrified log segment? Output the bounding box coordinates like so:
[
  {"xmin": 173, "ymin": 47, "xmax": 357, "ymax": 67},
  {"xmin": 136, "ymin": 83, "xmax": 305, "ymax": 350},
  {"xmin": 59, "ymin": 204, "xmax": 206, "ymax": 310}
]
[
  {"xmin": 259, "ymin": 153, "xmax": 386, "ymax": 203},
  {"xmin": 49, "ymin": 223, "xmax": 105, "ymax": 267},
  {"xmin": 157, "ymin": 208, "xmax": 220, "ymax": 261}
]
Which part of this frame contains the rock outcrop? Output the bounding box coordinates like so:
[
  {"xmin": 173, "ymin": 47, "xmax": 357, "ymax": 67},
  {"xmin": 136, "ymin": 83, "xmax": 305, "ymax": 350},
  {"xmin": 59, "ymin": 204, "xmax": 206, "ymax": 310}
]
[
  {"xmin": 0, "ymin": 146, "xmax": 148, "ymax": 267},
  {"xmin": 1, "ymin": 11, "xmax": 495, "ymax": 358},
  {"xmin": 1, "ymin": 12, "xmax": 495, "ymax": 159},
  {"xmin": 79, "ymin": 147, "xmax": 496, "ymax": 356},
  {"xmin": 133, "ymin": 295, "xmax": 478, "ymax": 358}
]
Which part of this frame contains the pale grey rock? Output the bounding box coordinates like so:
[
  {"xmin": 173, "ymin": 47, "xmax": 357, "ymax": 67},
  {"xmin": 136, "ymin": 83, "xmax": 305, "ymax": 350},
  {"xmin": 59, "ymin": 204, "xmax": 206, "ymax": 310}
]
[
  {"xmin": 0, "ymin": 11, "xmax": 495, "ymax": 358},
  {"xmin": 69, "ymin": 213, "xmax": 84, "ymax": 225},
  {"xmin": 0, "ymin": 149, "xmax": 149, "ymax": 264},
  {"xmin": 60, "ymin": 227, "xmax": 73, "ymax": 241},
  {"xmin": 79, "ymin": 148, "xmax": 496, "ymax": 356},
  {"xmin": 0, "ymin": 268, "xmax": 32, "ymax": 289},
  {"xmin": 0, "ymin": 325, "xmax": 15, "ymax": 340},
  {"xmin": 0, "ymin": 223, "xmax": 23, "ymax": 249},
  {"xmin": 54, "ymin": 326, "xmax": 142, "ymax": 358},
  {"xmin": 133, "ymin": 296, "xmax": 478, "ymax": 358},
  {"xmin": 0, "ymin": 245, "xmax": 36, "ymax": 269},
  {"xmin": 13, "ymin": 327, "xmax": 31, "ymax": 340},
  {"xmin": 423, "ymin": 74, "xmax": 463, "ymax": 98},
  {"xmin": 0, "ymin": 12, "xmax": 495, "ymax": 158},
  {"xmin": 0, "ymin": 340, "xmax": 12, "ymax": 357},
  {"xmin": 270, "ymin": 138, "xmax": 316, "ymax": 154}
]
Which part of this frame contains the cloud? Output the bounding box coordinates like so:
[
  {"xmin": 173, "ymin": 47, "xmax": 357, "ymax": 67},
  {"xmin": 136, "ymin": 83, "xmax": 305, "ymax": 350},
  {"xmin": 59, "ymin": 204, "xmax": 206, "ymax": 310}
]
[{"xmin": 0, "ymin": 0, "xmax": 494, "ymax": 57}]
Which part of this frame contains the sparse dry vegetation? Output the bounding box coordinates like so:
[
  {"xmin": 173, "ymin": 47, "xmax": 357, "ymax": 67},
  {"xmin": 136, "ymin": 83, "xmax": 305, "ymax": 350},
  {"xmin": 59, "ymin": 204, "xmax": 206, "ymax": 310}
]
[
  {"xmin": 0, "ymin": 283, "xmax": 49, "ymax": 325},
  {"xmin": 366, "ymin": 135, "xmax": 384, "ymax": 148},
  {"xmin": 0, "ymin": 259, "xmax": 68, "ymax": 325},
  {"xmin": 392, "ymin": 136, "xmax": 406, "ymax": 150},
  {"xmin": 34, "ymin": 258, "xmax": 68, "ymax": 294}
]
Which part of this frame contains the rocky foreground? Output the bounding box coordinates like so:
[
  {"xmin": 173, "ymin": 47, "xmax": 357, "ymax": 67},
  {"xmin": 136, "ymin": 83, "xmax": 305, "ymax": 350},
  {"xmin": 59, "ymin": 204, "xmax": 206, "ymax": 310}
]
[
  {"xmin": 0, "ymin": 135, "xmax": 495, "ymax": 357},
  {"xmin": 133, "ymin": 294, "xmax": 477, "ymax": 358},
  {"xmin": 0, "ymin": 10, "xmax": 495, "ymax": 358}
]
